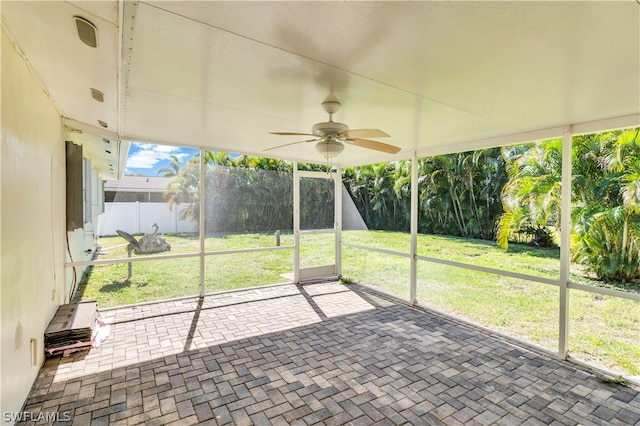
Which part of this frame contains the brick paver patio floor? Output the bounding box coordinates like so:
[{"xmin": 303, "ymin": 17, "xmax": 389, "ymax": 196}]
[{"xmin": 22, "ymin": 282, "xmax": 640, "ymax": 425}]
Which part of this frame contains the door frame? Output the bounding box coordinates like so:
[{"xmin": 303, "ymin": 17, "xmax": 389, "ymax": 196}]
[{"xmin": 293, "ymin": 166, "xmax": 342, "ymax": 283}]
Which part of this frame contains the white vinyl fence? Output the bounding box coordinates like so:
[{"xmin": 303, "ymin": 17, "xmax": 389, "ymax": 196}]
[
  {"xmin": 98, "ymin": 202, "xmax": 197, "ymax": 236},
  {"xmin": 99, "ymin": 186, "xmax": 366, "ymax": 237}
]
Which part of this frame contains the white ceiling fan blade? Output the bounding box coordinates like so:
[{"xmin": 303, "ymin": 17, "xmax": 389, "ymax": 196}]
[
  {"xmin": 263, "ymin": 138, "xmax": 320, "ymax": 152},
  {"xmin": 347, "ymin": 138, "xmax": 401, "ymax": 154},
  {"xmin": 339, "ymin": 129, "xmax": 390, "ymax": 138}
]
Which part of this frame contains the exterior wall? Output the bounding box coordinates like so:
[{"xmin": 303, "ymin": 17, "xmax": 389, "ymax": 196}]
[
  {"xmin": 66, "ymin": 163, "xmax": 104, "ymax": 298},
  {"xmin": 1, "ymin": 29, "xmax": 66, "ymax": 420},
  {"xmin": 65, "ymin": 226, "xmax": 98, "ymax": 298}
]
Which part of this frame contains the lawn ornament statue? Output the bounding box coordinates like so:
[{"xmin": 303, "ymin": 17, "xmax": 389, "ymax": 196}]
[
  {"xmin": 116, "ymin": 224, "xmax": 171, "ymax": 279},
  {"xmin": 116, "ymin": 223, "xmax": 171, "ymax": 255}
]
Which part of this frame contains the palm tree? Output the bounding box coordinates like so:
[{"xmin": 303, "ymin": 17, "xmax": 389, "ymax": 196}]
[
  {"xmin": 164, "ymin": 157, "xmax": 200, "ymax": 221},
  {"xmin": 157, "ymin": 154, "xmax": 182, "ymax": 177},
  {"xmin": 496, "ymin": 140, "xmax": 562, "ymax": 249},
  {"xmin": 498, "ymin": 128, "xmax": 640, "ymax": 282},
  {"xmin": 571, "ymin": 128, "xmax": 640, "ymax": 282},
  {"xmin": 204, "ymin": 151, "xmax": 233, "ymax": 166},
  {"xmin": 343, "ymin": 150, "xmax": 505, "ymax": 238}
]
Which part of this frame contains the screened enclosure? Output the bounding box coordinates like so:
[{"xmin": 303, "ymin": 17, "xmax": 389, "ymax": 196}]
[{"xmin": 68, "ymin": 130, "xmax": 640, "ymax": 382}]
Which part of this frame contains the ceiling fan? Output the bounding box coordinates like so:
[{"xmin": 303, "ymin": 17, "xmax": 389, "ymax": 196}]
[{"xmin": 266, "ymin": 96, "xmax": 401, "ymax": 159}]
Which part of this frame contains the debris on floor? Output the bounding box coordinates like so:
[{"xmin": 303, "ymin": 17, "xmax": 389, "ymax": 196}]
[
  {"xmin": 91, "ymin": 313, "xmax": 111, "ymax": 348},
  {"xmin": 44, "ymin": 301, "xmax": 98, "ymax": 357}
]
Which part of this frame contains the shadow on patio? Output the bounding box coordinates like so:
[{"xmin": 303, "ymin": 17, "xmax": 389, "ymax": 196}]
[{"xmin": 22, "ymin": 282, "xmax": 640, "ymax": 425}]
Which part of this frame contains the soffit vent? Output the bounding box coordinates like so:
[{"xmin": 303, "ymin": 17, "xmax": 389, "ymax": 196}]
[
  {"xmin": 74, "ymin": 16, "xmax": 98, "ymax": 48},
  {"xmin": 91, "ymin": 88, "xmax": 104, "ymax": 102}
]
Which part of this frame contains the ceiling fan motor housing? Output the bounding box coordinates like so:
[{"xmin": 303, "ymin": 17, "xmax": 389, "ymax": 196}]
[{"xmin": 312, "ymin": 121, "xmax": 349, "ymax": 137}]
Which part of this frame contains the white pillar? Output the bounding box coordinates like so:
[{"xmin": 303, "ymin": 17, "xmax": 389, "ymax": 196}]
[
  {"xmin": 335, "ymin": 168, "xmax": 342, "ymax": 278},
  {"xmin": 199, "ymin": 149, "xmax": 205, "ymax": 297},
  {"xmin": 559, "ymin": 128, "xmax": 572, "ymax": 358},
  {"xmin": 293, "ymin": 163, "xmax": 300, "ymax": 283},
  {"xmin": 410, "ymin": 152, "xmax": 418, "ymax": 304}
]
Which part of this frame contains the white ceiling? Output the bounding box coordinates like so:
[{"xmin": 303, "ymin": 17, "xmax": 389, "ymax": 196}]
[{"xmin": 2, "ymin": 1, "xmax": 639, "ymax": 172}]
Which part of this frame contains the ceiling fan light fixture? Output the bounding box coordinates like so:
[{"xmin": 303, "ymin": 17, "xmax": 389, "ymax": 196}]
[{"xmin": 316, "ymin": 140, "xmax": 344, "ymax": 159}]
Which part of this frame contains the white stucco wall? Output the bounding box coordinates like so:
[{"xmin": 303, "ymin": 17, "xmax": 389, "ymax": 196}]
[{"xmin": 1, "ymin": 28, "xmax": 66, "ymax": 421}]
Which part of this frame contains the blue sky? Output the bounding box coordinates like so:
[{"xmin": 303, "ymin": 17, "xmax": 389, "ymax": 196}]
[{"xmin": 125, "ymin": 142, "xmax": 198, "ymax": 176}]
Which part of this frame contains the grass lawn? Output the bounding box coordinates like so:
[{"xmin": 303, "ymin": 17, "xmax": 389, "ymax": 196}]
[{"xmin": 78, "ymin": 230, "xmax": 639, "ymax": 377}]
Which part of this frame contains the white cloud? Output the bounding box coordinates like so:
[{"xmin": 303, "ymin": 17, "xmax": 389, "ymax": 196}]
[{"xmin": 126, "ymin": 143, "xmax": 189, "ymax": 169}]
